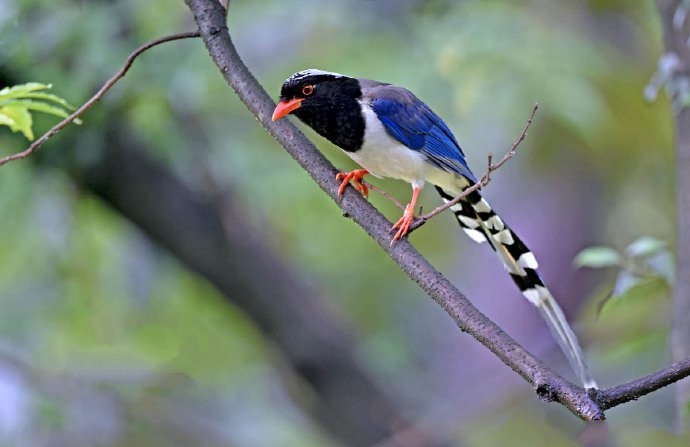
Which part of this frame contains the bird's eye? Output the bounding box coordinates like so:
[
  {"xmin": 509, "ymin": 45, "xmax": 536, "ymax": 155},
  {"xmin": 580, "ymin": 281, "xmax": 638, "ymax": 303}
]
[{"xmin": 301, "ymin": 84, "xmax": 314, "ymax": 96}]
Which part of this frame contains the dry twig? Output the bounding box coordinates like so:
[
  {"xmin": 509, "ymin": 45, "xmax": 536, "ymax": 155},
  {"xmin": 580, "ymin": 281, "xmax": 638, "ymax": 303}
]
[
  {"xmin": 361, "ymin": 180, "xmax": 406, "ymax": 210},
  {"xmin": 407, "ymin": 103, "xmax": 538, "ymax": 232}
]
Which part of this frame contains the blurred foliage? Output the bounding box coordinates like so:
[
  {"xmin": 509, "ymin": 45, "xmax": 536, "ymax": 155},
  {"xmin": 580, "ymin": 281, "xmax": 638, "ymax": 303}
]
[
  {"xmin": 575, "ymin": 236, "xmax": 674, "ymax": 312},
  {"xmin": 1, "ymin": 0, "xmax": 689, "ymax": 446}
]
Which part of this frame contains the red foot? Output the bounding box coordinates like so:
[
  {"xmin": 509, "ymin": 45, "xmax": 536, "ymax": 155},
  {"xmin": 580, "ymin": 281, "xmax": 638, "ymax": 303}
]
[
  {"xmin": 336, "ymin": 169, "xmax": 369, "ymax": 200},
  {"xmin": 389, "ymin": 185, "xmax": 421, "ymax": 244},
  {"xmin": 390, "ymin": 205, "xmax": 415, "ymax": 242}
]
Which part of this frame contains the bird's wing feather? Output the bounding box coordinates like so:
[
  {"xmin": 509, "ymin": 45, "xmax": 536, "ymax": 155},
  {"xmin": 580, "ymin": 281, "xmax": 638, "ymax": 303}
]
[{"xmin": 368, "ymin": 86, "xmax": 477, "ymax": 183}]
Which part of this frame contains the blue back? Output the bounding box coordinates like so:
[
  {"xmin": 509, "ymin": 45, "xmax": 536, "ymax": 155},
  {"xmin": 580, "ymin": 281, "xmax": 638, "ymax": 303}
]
[{"xmin": 371, "ymin": 93, "xmax": 477, "ymax": 183}]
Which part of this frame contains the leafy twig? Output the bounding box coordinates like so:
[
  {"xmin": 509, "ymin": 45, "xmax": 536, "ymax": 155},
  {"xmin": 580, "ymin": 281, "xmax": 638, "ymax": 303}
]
[
  {"xmin": 0, "ymin": 83, "xmax": 78, "ymax": 141},
  {"xmin": 0, "ymin": 31, "xmax": 200, "ymax": 167}
]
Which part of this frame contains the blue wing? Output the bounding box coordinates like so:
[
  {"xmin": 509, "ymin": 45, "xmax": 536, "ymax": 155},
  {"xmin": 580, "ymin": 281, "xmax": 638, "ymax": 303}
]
[{"xmin": 371, "ymin": 96, "xmax": 477, "ymax": 183}]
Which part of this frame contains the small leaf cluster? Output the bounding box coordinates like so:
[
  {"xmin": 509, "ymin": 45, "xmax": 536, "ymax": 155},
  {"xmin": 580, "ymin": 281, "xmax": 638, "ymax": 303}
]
[
  {"xmin": 0, "ymin": 82, "xmax": 76, "ymax": 141},
  {"xmin": 574, "ymin": 237, "xmax": 674, "ymax": 310}
]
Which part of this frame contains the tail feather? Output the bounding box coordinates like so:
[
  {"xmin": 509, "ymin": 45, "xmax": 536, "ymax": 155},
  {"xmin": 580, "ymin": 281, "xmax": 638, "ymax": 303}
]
[{"xmin": 436, "ymin": 186, "xmax": 597, "ymax": 389}]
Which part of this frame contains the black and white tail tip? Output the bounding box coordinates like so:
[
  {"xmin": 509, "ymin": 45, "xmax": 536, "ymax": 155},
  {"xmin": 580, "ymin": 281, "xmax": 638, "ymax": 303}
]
[{"xmin": 436, "ymin": 186, "xmax": 597, "ymax": 389}]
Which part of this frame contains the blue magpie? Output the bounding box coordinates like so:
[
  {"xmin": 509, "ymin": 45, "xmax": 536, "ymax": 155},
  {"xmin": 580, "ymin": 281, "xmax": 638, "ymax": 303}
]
[{"xmin": 272, "ymin": 69, "xmax": 596, "ymax": 389}]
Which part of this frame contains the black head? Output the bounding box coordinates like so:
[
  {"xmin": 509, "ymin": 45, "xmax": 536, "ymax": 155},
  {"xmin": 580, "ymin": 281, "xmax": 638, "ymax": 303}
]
[{"xmin": 273, "ymin": 69, "xmax": 365, "ymax": 152}]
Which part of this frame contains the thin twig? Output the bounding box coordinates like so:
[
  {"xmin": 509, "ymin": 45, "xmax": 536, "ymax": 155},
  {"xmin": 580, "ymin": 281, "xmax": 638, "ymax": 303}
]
[
  {"xmin": 0, "ymin": 31, "xmax": 200, "ymax": 167},
  {"xmin": 361, "ymin": 180, "xmax": 406, "ymax": 210},
  {"xmin": 594, "ymin": 356, "xmax": 690, "ymax": 410},
  {"xmin": 408, "ymin": 103, "xmax": 538, "ymax": 232}
]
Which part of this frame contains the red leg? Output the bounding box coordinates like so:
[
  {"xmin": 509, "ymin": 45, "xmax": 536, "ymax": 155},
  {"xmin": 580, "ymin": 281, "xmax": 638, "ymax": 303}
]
[
  {"xmin": 390, "ymin": 185, "xmax": 421, "ymax": 242},
  {"xmin": 335, "ymin": 169, "xmax": 369, "ymax": 200}
]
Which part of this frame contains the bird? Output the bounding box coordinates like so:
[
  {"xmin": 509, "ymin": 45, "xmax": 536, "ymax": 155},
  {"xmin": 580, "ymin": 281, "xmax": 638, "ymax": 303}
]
[{"xmin": 272, "ymin": 68, "xmax": 597, "ymax": 389}]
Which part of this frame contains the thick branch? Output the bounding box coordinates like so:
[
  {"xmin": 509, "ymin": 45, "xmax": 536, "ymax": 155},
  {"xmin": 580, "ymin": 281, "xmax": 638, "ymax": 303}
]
[
  {"xmin": 184, "ymin": 0, "xmax": 604, "ymax": 420},
  {"xmin": 182, "ymin": 0, "xmax": 690, "ymax": 422},
  {"xmin": 3, "ymin": 0, "xmax": 687, "ymax": 426},
  {"xmin": 2, "ymin": 28, "xmax": 421, "ymax": 443},
  {"xmin": 66, "ymin": 123, "xmax": 415, "ymax": 447},
  {"xmin": 1, "ymin": 0, "xmax": 687, "ymax": 434},
  {"xmin": 656, "ymin": 0, "xmax": 690, "ymax": 429}
]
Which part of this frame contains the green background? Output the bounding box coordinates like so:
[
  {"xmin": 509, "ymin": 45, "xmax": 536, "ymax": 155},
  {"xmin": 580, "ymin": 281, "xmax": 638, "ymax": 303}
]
[{"xmin": 0, "ymin": 0, "xmax": 685, "ymax": 445}]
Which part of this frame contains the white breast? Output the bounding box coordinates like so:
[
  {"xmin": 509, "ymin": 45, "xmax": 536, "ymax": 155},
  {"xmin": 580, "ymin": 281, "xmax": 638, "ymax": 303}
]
[
  {"xmin": 344, "ymin": 101, "xmax": 465, "ymax": 193},
  {"xmin": 345, "ymin": 101, "xmax": 428, "ymax": 184}
]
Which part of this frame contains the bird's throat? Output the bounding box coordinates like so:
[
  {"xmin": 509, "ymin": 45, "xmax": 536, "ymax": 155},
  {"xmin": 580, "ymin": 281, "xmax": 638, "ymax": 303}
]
[{"xmin": 294, "ymin": 97, "xmax": 365, "ymax": 152}]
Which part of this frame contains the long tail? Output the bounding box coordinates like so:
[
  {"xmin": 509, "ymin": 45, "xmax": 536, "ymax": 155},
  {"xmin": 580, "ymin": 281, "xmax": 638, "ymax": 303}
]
[{"xmin": 436, "ymin": 186, "xmax": 597, "ymax": 389}]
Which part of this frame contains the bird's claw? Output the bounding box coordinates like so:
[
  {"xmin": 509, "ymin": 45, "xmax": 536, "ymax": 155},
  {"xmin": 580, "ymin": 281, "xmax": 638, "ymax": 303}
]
[
  {"xmin": 336, "ymin": 169, "xmax": 369, "ymax": 200},
  {"xmin": 389, "ymin": 205, "xmax": 415, "ymax": 245}
]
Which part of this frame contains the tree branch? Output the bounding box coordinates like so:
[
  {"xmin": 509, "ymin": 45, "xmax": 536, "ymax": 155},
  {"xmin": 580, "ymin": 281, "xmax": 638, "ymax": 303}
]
[
  {"xmin": 0, "ymin": 31, "xmax": 200, "ymax": 167},
  {"xmin": 362, "ymin": 179, "xmax": 406, "ymax": 210},
  {"xmin": 184, "ymin": 0, "xmax": 606, "ymax": 420},
  {"xmin": 65, "ymin": 122, "xmax": 418, "ymax": 447},
  {"xmin": 656, "ymin": 0, "xmax": 690, "ymax": 429},
  {"xmin": 595, "ymin": 357, "xmax": 690, "ymax": 410},
  {"xmin": 14, "ymin": 0, "xmax": 685, "ymax": 425},
  {"xmin": 3, "ymin": 22, "xmax": 424, "ymax": 444},
  {"xmin": 183, "ymin": 0, "xmax": 690, "ymax": 420}
]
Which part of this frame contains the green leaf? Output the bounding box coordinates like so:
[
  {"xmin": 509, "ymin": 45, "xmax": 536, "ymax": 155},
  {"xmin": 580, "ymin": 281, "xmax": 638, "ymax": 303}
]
[
  {"xmin": 0, "ymin": 82, "xmax": 52, "ymax": 100},
  {"xmin": 0, "ymin": 83, "xmax": 78, "ymax": 141},
  {"xmin": 573, "ymin": 246, "xmax": 621, "ymax": 268},
  {"xmin": 0, "ymin": 112, "xmax": 16, "ymax": 127},
  {"xmin": 0, "ymin": 105, "xmax": 34, "ymax": 140},
  {"xmin": 3, "ymin": 99, "xmax": 71, "ymax": 120},
  {"xmin": 625, "ymin": 236, "xmax": 667, "ymax": 258},
  {"xmin": 0, "ymin": 92, "xmax": 75, "ymax": 110}
]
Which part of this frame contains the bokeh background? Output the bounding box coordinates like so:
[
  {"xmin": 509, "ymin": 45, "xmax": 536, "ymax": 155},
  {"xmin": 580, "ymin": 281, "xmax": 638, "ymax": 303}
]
[{"xmin": 0, "ymin": 0, "xmax": 687, "ymax": 446}]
